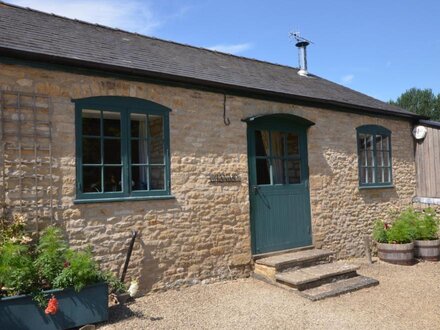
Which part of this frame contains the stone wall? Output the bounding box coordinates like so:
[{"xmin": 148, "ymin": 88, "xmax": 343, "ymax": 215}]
[{"xmin": 0, "ymin": 60, "xmax": 417, "ymax": 292}]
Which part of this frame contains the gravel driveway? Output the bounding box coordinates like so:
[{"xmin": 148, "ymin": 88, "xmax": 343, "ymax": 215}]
[{"xmin": 99, "ymin": 259, "xmax": 440, "ymax": 329}]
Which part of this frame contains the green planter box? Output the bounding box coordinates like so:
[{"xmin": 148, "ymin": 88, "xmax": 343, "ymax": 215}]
[{"xmin": 0, "ymin": 282, "xmax": 108, "ymax": 330}]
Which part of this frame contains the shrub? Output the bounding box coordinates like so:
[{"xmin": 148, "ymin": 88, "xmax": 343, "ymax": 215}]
[
  {"xmin": 414, "ymin": 208, "xmax": 439, "ymax": 240},
  {"xmin": 53, "ymin": 247, "xmax": 104, "ymax": 292},
  {"xmin": 0, "ymin": 224, "xmax": 126, "ymax": 308},
  {"xmin": 372, "ymin": 208, "xmax": 418, "ymax": 244},
  {"xmin": 0, "ymin": 241, "xmax": 36, "ymax": 295},
  {"xmin": 34, "ymin": 226, "xmax": 67, "ymax": 287}
]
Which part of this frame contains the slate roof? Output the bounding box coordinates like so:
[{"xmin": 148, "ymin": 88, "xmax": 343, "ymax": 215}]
[{"xmin": 0, "ymin": 2, "xmax": 420, "ymax": 119}]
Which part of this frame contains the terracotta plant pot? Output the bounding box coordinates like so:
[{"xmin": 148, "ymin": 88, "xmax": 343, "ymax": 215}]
[
  {"xmin": 377, "ymin": 242, "xmax": 415, "ymax": 265},
  {"xmin": 414, "ymin": 239, "xmax": 440, "ymax": 261}
]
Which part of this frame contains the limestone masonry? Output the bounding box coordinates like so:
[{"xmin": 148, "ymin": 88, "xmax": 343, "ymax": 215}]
[{"xmin": 0, "ymin": 61, "xmax": 416, "ymax": 293}]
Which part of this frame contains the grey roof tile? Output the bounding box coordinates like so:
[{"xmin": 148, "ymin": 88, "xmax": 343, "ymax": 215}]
[{"xmin": 0, "ymin": 2, "xmax": 418, "ymax": 118}]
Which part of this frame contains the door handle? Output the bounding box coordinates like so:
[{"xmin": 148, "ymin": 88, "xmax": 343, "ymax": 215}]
[{"xmin": 253, "ymin": 186, "xmax": 260, "ymax": 194}]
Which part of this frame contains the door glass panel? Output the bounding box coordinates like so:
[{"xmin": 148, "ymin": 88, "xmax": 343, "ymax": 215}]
[
  {"xmin": 287, "ymin": 133, "xmax": 299, "ymax": 156},
  {"xmin": 272, "ymin": 159, "xmax": 285, "ymax": 184},
  {"xmin": 255, "ymin": 130, "xmax": 270, "ymax": 157},
  {"xmin": 287, "ymin": 160, "xmax": 301, "ymax": 184},
  {"xmin": 256, "ymin": 159, "xmax": 270, "ymax": 185},
  {"xmin": 271, "ymin": 131, "xmax": 284, "ymax": 157}
]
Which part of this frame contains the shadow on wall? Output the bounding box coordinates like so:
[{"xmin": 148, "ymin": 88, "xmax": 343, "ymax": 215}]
[
  {"xmin": 137, "ymin": 237, "xmax": 160, "ymax": 293},
  {"xmin": 358, "ymin": 188, "xmax": 400, "ymax": 205}
]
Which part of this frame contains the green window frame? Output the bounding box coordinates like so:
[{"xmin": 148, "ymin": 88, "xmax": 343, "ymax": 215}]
[
  {"xmin": 356, "ymin": 124, "xmax": 393, "ymax": 188},
  {"xmin": 74, "ymin": 96, "xmax": 172, "ymax": 202}
]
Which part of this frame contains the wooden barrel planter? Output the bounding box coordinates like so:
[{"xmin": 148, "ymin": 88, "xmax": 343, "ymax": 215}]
[
  {"xmin": 377, "ymin": 242, "xmax": 415, "ymax": 265},
  {"xmin": 414, "ymin": 239, "xmax": 440, "ymax": 261}
]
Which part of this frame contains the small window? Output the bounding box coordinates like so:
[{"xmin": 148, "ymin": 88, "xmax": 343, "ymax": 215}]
[
  {"xmin": 356, "ymin": 125, "xmax": 392, "ymax": 187},
  {"xmin": 74, "ymin": 96, "xmax": 171, "ymax": 201},
  {"xmin": 254, "ymin": 130, "xmax": 301, "ymax": 185}
]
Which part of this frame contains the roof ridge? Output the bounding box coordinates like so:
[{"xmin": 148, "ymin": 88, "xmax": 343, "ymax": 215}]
[{"xmin": 0, "ymin": 0, "xmax": 301, "ymax": 72}]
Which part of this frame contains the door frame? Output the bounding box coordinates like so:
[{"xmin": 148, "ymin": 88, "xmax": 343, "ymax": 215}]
[{"xmin": 243, "ymin": 113, "xmax": 315, "ymax": 255}]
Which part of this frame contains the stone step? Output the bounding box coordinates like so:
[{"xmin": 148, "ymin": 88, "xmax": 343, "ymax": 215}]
[
  {"xmin": 275, "ymin": 262, "xmax": 360, "ymax": 290},
  {"xmin": 298, "ymin": 276, "xmax": 379, "ymax": 301},
  {"xmin": 256, "ymin": 248, "xmax": 334, "ymax": 270}
]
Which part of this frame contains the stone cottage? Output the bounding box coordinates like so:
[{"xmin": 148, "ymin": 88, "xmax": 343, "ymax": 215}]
[{"xmin": 0, "ymin": 3, "xmax": 422, "ymax": 293}]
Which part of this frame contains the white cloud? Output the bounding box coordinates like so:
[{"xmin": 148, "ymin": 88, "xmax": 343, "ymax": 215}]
[
  {"xmin": 8, "ymin": 0, "xmax": 173, "ymax": 34},
  {"xmin": 341, "ymin": 74, "xmax": 355, "ymax": 84},
  {"xmin": 207, "ymin": 43, "xmax": 252, "ymax": 55}
]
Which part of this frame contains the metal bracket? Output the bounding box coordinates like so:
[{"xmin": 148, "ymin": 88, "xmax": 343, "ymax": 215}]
[{"xmin": 223, "ymin": 94, "xmax": 230, "ymax": 126}]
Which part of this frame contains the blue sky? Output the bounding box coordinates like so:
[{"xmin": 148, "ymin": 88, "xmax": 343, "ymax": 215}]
[{"xmin": 8, "ymin": 0, "xmax": 440, "ymax": 102}]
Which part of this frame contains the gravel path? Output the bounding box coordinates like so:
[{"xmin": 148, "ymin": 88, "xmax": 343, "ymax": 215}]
[{"xmin": 99, "ymin": 259, "xmax": 440, "ymax": 329}]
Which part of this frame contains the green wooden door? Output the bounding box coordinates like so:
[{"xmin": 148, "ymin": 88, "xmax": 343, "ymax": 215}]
[{"xmin": 247, "ymin": 116, "xmax": 312, "ymax": 254}]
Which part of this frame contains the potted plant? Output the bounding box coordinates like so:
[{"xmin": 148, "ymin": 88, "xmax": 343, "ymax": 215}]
[
  {"xmin": 413, "ymin": 208, "xmax": 440, "ymax": 261},
  {"xmin": 0, "ymin": 214, "xmax": 125, "ymax": 330},
  {"xmin": 373, "ymin": 208, "xmax": 417, "ymax": 265}
]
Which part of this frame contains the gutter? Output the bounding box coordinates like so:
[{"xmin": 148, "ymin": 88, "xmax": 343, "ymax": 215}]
[{"xmin": 0, "ymin": 47, "xmax": 425, "ymax": 121}]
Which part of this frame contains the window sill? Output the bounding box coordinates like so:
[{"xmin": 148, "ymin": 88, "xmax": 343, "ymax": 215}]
[
  {"xmin": 74, "ymin": 195, "xmax": 175, "ymax": 204},
  {"xmin": 358, "ymin": 184, "xmax": 395, "ymax": 190}
]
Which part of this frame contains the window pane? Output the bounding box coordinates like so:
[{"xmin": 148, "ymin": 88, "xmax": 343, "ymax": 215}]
[
  {"xmin": 131, "ymin": 113, "xmax": 148, "ymax": 138},
  {"xmin": 131, "ymin": 139, "xmax": 148, "ymax": 164},
  {"xmin": 382, "ymin": 136, "xmax": 390, "ymax": 151},
  {"xmin": 287, "ymin": 133, "xmax": 299, "ymax": 156},
  {"xmin": 272, "ymin": 158, "xmax": 285, "ymax": 184},
  {"xmin": 83, "ymin": 166, "xmax": 101, "ymax": 192},
  {"xmin": 255, "ymin": 130, "xmax": 269, "ymax": 157},
  {"xmin": 103, "ymin": 112, "xmax": 121, "ymax": 137},
  {"xmin": 375, "ymin": 135, "xmax": 383, "ymax": 150},
  {"xmin": 149, "ymin": 115, "xmax": 163, "ymax": 140},
  {"xmin": 256, "ymin": 159, "xmax": 270, "ymax": 185},
  {"xmin": 384, "ymin": 151, "xmax": 390, "ymax": 167},
  {"xmin": 376, "ymin": 150, "xmax": 383, "ymax": 167},
  {"xmin": 367, "ymin": 167, "xmax": 374, "ymax": 183},
  {"xmin": 385, "ymin": 168, "xmax": 391, "ymax": 182},
  {"xmin": 104, "ymin": 139, "xmax": 121, "ymax": 164},
  {"xmin": 150, "ymin": 166, "xmax": 165, "ymax": 190},
  {"xmin": 360, "ymin": 166, "xmax": 366, "ymax": 184},
  {"xmin": 287, "ymin": 160, "xmax": 301, "ymax": 184},
  {"xmin": 271, "ymin": 131, "xmax": 284, "ymax": 157},
  {"xmin": 150, "ymin": 139, "xmax": 164, "ymax": 164},
  {"xmin": 82, "ymin": 110, "xmax": 100, "ymax": 136},
  {"xmin": 83, "ymin": 137, "xmax": 101, "ymax": 164},
  {"xmin": 132, "ymin": 166, "xmax": 149, "ymax": 191},
  {"xmin": 103, "ymin": 166, "xmax": 122, "ymax": 192}
]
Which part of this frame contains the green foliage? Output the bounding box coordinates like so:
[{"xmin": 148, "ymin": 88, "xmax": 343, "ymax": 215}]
[
  {"xmin": 373, "ymin": 207, "xmax": 440, "ymax": 244},
  {"xmin": 372, "ymin": 220, "xmax": 388, "ymax": 243},
  {"xmin": 53, "ymin": 247, "xmax": 104, "ymax": 292},
  {"xmin": 0, "ymin": 241, "xmax": 36, "ymax": 295},
  {"xmin": 0, "ymin": 224, "xmax": 126, "ymax": 308},
  {"xmin": 389, "ymin": 88, "xmax": 440, "ymax": 120},
  {"xmin": 34, "ymin": 226, "xmax": 67, "ymax": 286},
  {"xmin": 414, "ymin": 208, "xmax": 439, "ymax": 240}
]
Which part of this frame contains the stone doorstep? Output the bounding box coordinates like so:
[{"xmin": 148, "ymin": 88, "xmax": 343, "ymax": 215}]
[
  {"xmin": 255, "ymin": 248, "xmax": 335, "ymax": 271},
  {"xmin": 275, "ymin": 262, "xmax": 360, "ymax": 289},
  {"xmin": 298, "ymin": 276, "xmax": 380, "ymax": 301}
]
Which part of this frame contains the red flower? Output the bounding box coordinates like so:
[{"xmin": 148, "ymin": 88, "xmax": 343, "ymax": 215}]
[
  {"xmin": 63, "ymin": 261, "xmax": 70, "ymax": 268},
  {"xmin": 45, "ymin": 295, "xmax": 58, "ymax": 315},
  {"xmin": 384, "ymin": 223, "xmax": 390, "ymax": 230}
]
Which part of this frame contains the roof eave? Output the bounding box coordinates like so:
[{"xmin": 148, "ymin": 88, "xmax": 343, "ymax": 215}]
[{"xmin": 0, "ymin": 47, "xmax": 424, "ymax": 121}]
